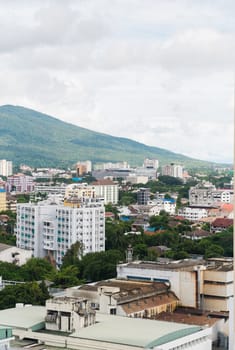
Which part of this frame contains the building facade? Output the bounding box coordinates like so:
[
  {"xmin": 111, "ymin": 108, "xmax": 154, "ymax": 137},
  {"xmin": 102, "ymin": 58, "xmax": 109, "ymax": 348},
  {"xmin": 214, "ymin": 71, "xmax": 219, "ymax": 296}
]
[
  {"xmin": 91, "ymin": 179, "xmax": 119, "ymax": 204},
  {"xmin": 0, "ymin": 160, "xmax": 13, "ymax": 177},
  {"xmin": 161, "ymin": 164, "xmax": 183, "ymax": 179},
  {"xmin": 6, "ymin": 174, "xmax": 34, "ymax": 193},
  {"xmin": 16, "ymin": 197, "xmax": 105, "ymax": 267},
  {"xmin": 189, "ymin": 184, "xmax": 234, "ymax": 207},
  {"xmin": 0, "ymin": 190, "xmax": 6, "ymax": 211}
]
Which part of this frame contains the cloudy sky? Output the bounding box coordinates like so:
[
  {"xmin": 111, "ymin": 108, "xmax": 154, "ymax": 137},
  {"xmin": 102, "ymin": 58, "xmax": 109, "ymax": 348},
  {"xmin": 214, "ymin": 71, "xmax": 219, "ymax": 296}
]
[{"xmin": 0, "ymin": 0, "xmax": 234, "ymax": 163}]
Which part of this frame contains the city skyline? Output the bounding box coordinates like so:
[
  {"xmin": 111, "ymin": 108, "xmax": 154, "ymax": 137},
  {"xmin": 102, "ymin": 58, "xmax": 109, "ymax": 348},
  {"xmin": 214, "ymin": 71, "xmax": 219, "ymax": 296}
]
[{"xmin": 0, "ymin": 0, "xmax": 233, "ymax": 164}]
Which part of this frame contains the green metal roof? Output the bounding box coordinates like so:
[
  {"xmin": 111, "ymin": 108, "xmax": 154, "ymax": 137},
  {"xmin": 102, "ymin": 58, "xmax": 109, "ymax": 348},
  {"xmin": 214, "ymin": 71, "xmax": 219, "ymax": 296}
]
[{"xmin": 145, "ymin": 326, "xmax": 202, "ymax": 348}]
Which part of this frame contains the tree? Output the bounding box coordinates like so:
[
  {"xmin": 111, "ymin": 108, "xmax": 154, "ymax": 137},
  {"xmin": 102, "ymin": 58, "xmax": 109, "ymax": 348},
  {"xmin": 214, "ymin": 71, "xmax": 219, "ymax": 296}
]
[
  {"xmin": 21, "ymin": 258, "xmax": 56, "ymax": 281},
  {"xmin": 133, "ymin": 243, "xmax": 148, "ymax": 260},
  {"xmin": 52, "ymin": 265, "xmax": 82, "ymax": 288},
  {"xmin": 79, "ymin": 250, "xmax": 123, "ymax": 282},
  {"xmin": 205, "ymin": 244, "xmax": 224, "ymax": 259},
  {"xmin": 0, "ymin": 282, "xmax": 50, "ymax": 310},
  {"xmin": 62, "ymin": 241, "xmax": 83, "ymax": 268}
]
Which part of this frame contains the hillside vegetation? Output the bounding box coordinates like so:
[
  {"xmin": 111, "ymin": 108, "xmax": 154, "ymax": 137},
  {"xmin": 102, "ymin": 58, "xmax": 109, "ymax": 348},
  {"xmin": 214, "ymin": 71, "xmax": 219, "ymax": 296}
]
[{"xmin": 0, "ymin": 105, "xmax": 214, "ymax": 168}]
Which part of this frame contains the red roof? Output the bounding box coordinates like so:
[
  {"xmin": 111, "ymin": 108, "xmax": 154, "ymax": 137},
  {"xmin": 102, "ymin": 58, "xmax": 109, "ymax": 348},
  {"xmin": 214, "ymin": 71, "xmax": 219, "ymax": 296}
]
[{"xmin": 212, "ymin": 218, "xmax": 233, "ymax": 228}]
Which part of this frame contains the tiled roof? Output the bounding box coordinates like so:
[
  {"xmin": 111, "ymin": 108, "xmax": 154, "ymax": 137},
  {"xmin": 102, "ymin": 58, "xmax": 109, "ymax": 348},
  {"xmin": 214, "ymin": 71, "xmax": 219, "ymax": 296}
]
[
  {"xmin": 121, "ymin": 292, "xmax": 178, "ymax": 315},
  {"xmin": 211, "ymin": 218, "xmax": 233, "ymax": 228}
]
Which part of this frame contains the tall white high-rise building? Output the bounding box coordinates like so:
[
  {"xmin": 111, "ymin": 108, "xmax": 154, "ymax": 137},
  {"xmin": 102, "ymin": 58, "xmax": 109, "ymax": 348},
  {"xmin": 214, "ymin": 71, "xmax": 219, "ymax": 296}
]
[
  {"xmin": 0, "ymin": 159, "xmax": 13, "ymax": 177},
  {"xmin": 16, "ymin": 196, "xmax": 105, "ymax": 267}
]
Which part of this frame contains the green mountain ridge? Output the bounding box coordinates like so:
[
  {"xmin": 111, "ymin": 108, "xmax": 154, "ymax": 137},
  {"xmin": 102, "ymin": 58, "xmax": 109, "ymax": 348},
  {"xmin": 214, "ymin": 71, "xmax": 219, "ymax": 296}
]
[{"xmin": 0, "ymin": 105, "xmax": 215, "ymax": 168}]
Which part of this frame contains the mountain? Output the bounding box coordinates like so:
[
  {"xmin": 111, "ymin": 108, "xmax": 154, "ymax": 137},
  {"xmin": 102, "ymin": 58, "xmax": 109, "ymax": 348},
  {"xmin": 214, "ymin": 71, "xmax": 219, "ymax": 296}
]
[{"xmin": 0, "ymin": 105, "xmax": 213, "ymax": 168}]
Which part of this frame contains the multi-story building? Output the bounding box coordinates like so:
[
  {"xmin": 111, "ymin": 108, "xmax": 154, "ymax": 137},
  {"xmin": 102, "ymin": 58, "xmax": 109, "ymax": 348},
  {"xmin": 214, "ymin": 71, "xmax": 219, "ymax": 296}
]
[
  {"xmin": 0, "ymin": 189, "xmax": 6, "ymax": 211},
  {"xmin": 34, "ymin": 184, "xmax": 67, "ymax": 196},
  {"xmin": 91, "ymin": 179, "xmax": 119, "ymax": 204},
  {"xmin": 189, "ymin": 184, "xmax": 234, "ymax": 207},
  {"xmin": 178, "ymin": 207, "xmax": 208, "ymax": 221},
  {"xmin": 0, "ymin": 160, "xmax": 13, "ymax": 177},
  {"xmin": 161, "ymin": 163, "xmax": 183, "ymax": 179},
  {"xmin": 117, "ymin": 258, "xmax": 233, "ymax": 313},
  {"xmin": 143, "ymin": 158, "xmax": 159, "ymax": 169},
  {"xmin": 94, "ymin": 161, "xmax": 130, "ymax": 170},
  {"xmin": 16, "ymin": 196, "xmax": 105, "ymax": 267},
  {"xmin": 137, "ymin": 188, "xmax": 150, "ymax": 205},
  {"xmin": 76, "ymin": 161, "xmax": 92, "ymax": 176},
  {"xmin": 64, "ymin": 183, "xmax": 96, "ymax": 201},
  {"xmin": 6, "ymin": 174, "xmax": 34, "ymax": 193}
]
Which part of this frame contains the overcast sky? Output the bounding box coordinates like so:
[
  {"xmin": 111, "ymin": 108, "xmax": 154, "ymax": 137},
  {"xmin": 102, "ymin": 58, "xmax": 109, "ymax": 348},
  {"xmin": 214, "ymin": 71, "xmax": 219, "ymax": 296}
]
[{"xmin": 0, "ymin": 0, "xmax": 234, "ymax": 163}]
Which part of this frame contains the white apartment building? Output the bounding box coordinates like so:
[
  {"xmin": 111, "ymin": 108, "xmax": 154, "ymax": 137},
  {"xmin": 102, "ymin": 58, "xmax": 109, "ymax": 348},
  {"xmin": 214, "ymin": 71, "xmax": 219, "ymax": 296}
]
[
  {"xmin": 16, "ymin": 197, "xmax": 105, "ymax": 267},
  {"xmin": 178, "ymin": 207, "xmax": 208, "ymax": 221},
  {"xmin": 161, "ymin": 164, "xmax": 183, "ymax": 179},
  {"xmin": 91, "ymin": 179, "xmax": 119, "ymax": 204},
  {"xmin": 0, "ymin": 160, "xmax": 13, "ymax": 177}
]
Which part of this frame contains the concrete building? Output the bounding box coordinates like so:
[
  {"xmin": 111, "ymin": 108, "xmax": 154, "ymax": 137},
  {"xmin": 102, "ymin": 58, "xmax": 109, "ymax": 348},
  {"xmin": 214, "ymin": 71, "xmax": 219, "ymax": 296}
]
[
  {"xmin": 64, "ymin": 183, "xmax": 96, "ymax": 201},
  {"xmin": 45, "ymin": 296, "xmax": 95, "ymax": 333},
  {"xmin": 91, "ymin": 179, "xmax": 119, "ymax": 204},
  {"xmin": 162, "ymin": 164, "xmax": 183, "ymax": 179},
  {"xmin": 148, "ymin": 198, "xmax": 176, "ymax": 216},
  {"xmin": 117, "ymin": 260, "xmax": 204, "ymax": 308},
  {"xmin": 126, "ymin": 175, "xmax": 149, "ymax": 184},
  {"xmin": 203, "ymin": 258, "xmax": 233, "ymax": 312},
  {"xmin": 6, "ymin": 174, "xmax": 34, "ymax": 193},
  {"xmin": 94, "ymin": 161, "xmax": 130, "ymax": 170},
  {"xmin": 0, "ymin": 304, "xmax": 212, "ymax": 350},
  {"xmin": 16, "ymin": 196, "xmax": 105, "ymax": 267},
  {"xmin": 117, "ymin": 258, "xmax": 234, "ymax": 313},
  {"xmin": 0, "ymin": 243, "xmax": 32, "ymax": 266},
  {"xmin": 143, "ymin": 158, "xmax": 159, "ymax": 169},
  {"xmin": 178, "ymin": 207, "xmax": 208, "ymax": 221},
  {"xmin": 0, "ymin": 189, "xmax": 6, "ymax": 211},
  {"xmin": 0, "ymin": 160, "xmax": 12, "ymax": 177},
  {"xmin": 76, "ymin": 161, "xmax": 92, "ymax": 176},
  {"xmin": 67, "ymin": 280, "xmax": 179, "ymax": 318},
  {"xmin": 137, "ymin": 188, "xmax": 150, "ymax": 205},
  {"xmin": 0, "ymin": 327, "xmax": 14, "ymax": 350},
  {"xmin": 189, "ymin": 184, "xmax": 234, "ymax": 207},
  {"xmin": 34, "ymin": 184, "xmax": 67, "ymax": 196}
]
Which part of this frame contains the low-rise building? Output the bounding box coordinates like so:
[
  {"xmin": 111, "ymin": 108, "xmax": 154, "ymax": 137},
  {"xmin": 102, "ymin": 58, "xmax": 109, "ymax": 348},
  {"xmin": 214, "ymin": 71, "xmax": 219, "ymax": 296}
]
[
  {"xmin": 67, "ymin": 279, "xmax": 179, "ymax": 318},
  {"xmin": 0, "ymin": 243, "xmax": 32, "ymax": 266},
  {"xmin": 45, "ymin": 296, "xmax": 95, "ymax": 333},
  {"xmin": 178, "ymin": 207, "xmax": 208, "ymax": 221},
  {"xmin": 117, "ymin": 258, "xmax": 234, "ymax": 313},
  {"xmin": 0, "ymin": 304, "xmax": 212, "ymax": 350},
  {"xmin": 211, "ymin": 218, "xmax": 233, "ymax": 233}
]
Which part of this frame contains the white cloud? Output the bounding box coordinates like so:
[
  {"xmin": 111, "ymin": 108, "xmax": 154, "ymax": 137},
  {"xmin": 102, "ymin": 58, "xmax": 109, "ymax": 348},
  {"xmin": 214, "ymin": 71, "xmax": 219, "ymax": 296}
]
[{"xmin": 0, "ymin": 0, "xmax": 233, "ymax": 163}]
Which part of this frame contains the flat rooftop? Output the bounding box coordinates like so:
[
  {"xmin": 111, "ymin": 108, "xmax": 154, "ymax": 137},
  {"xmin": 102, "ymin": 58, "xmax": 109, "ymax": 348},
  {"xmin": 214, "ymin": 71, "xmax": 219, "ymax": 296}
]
[
  {"xmin": 119, "ymin": 259, "xmax": 205, "ymax": 271},
  {"xmin": 71, "ymin": 313, "xmax": 202, "ymax": 348},
  {"xmin": 0, "ymin": 305, "xmax": 45, "ymax": 330}
]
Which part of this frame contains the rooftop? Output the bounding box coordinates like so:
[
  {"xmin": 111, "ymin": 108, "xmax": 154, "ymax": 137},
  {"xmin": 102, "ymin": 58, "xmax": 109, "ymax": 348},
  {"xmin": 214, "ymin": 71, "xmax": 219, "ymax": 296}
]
[
  {"xmin": 0, "ymin": 305, "xmax": 45, "ymax": 330},
  {"xmin": 71, "ymin": 312, "xmax": 202, "ymax": 348},
  {"xmin": 119, "ymin": 259, "xmax": 205, "ymax": 272}
]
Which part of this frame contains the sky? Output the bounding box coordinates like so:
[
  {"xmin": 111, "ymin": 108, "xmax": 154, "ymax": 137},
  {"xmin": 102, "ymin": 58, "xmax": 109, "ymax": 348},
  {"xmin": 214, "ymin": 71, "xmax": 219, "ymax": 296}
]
[{"xmin": 0, "ymin": 0, "xmax": 234, "ymax": 163}]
